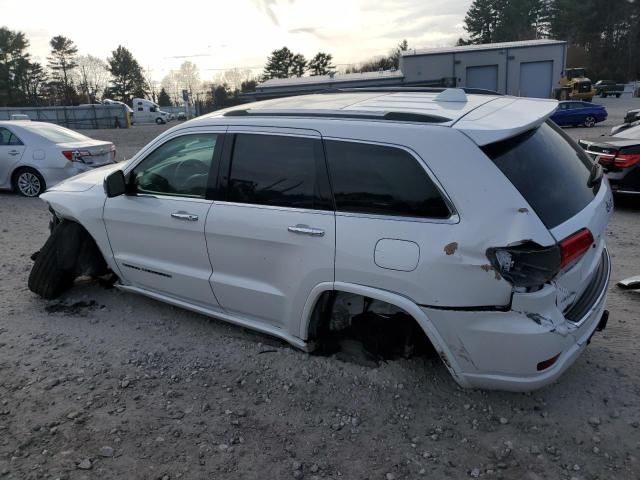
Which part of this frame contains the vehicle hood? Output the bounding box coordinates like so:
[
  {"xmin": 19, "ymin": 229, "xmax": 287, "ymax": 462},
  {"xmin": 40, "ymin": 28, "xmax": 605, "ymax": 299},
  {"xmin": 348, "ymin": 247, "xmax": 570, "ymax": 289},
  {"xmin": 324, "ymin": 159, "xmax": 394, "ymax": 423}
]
[
  {"xmin": 580, "ymin": 136, "xmax": 640, "ymax": 148},
  {"xmin": 47, "ymin": 163, "xmax": 122, "ymax": 192}
]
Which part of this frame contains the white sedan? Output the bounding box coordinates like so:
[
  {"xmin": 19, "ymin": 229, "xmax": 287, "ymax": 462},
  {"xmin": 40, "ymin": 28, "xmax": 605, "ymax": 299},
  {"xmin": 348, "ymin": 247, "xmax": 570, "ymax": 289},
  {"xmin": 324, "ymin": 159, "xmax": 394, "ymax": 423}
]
[{"xmin": 0, "ymin": 121, "xmax": 116, "ymax": 197}]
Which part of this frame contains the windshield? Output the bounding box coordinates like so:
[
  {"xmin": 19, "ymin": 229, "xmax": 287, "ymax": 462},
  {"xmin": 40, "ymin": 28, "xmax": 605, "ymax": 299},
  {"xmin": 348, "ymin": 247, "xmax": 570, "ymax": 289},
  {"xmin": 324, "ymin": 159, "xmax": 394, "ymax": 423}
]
[
  {"xmin": 24, "ymin": 123, "xmax": 91, "ymax": 143},
  {"xmin": 483, "ymin": 121, "xmax": 596, "ymax": 229}
]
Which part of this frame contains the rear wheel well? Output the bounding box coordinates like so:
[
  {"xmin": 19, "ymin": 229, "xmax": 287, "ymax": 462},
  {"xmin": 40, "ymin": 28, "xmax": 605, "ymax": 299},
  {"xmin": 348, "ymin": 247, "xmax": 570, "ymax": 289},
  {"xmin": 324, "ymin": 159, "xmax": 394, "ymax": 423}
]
[{"xmin": 307, "ymin": 290, "xmax": 438, "ymax": 361}]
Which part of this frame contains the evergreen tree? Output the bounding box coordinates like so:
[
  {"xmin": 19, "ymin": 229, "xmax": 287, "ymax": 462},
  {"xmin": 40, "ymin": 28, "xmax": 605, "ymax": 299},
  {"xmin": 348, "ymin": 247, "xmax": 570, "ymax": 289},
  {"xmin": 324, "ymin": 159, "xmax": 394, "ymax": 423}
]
[
  {"xmin": 462, "ymin": 0, "xmax": 550, "ymax": 44},
  {"xmin": 157, "ymin": 87, "xmax": 172, "ymax": 106},
  {"xmin": 0, "ymin": 27, "xmax": 31, "ymax": 106},
  {"xmin": 291, "ymin": 53, "xmax": 307, "ymax": 77},
  {"xmin": 106, "ymin": 46, "xmax": 148, "ymax": 104},
  {"xmin": 308, "ymin": 52, "xmax": 335, "ymax": 76},
  {"xmin": 262, "ymin": 47, "xmax": 296, "ymax": 80},
  {"xmin": 390, "ymin": 39, "xmax": 409, "ymax": 69},
  {"xmin": 240, "ymin": 79, "xmax": 258, "ymax": 93},
  {"xmin": 47, "ymin": 35, "xmax": 78, "ymax": 105}
]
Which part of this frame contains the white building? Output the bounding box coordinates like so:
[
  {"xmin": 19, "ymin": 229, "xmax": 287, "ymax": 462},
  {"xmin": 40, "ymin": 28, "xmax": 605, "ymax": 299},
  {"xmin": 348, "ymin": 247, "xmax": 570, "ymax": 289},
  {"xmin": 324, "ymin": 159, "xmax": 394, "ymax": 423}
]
[{"xmin": 249, "ymin": 39, "xmax": 567, "ymax": 100}]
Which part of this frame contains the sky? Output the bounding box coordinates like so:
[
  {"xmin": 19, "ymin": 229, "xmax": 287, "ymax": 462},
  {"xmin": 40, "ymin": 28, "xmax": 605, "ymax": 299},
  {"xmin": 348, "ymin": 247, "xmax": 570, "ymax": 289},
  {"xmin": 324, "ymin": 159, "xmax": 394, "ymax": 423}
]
[{"xmin": 2, "ymin": 0, "xmax": 471, "ymax": 82}]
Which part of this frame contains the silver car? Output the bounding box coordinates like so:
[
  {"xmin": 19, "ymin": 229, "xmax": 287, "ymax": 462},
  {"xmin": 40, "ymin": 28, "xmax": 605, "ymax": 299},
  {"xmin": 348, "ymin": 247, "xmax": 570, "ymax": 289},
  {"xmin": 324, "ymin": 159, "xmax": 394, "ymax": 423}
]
[{"xmin": 0, "ymin": 121, "xmax": 116, "ymax": 197}]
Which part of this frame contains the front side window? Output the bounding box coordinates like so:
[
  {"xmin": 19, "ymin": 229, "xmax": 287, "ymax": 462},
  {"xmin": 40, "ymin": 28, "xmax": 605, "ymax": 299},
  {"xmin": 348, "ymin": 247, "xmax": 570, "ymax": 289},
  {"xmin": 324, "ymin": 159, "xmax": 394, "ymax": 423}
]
[
  {"xmin": 0, "ymin": 128, "xmax": 22, "ymax": 146},
  {"xmin": 226, "ymin": 134, "xmax": 330, "ymax": 210},
  {"xmin": 324, "ymin": 140, "xmax": 450, "ymax": 218},
  {"xmin": 131, "ymin": 134, "xmax": 217, "ymax": 198}
]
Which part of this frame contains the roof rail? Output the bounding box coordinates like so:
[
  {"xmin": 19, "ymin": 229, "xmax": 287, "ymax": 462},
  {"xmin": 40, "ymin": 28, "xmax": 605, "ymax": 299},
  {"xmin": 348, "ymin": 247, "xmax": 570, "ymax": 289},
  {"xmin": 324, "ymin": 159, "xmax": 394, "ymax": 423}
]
[
  {"xmin": 335, "ymin": 86, "xmax": 502, "ymax": 96},
  {"xmin": 223, "ymin": 108, "xmax": 451, "ymax": 124}
]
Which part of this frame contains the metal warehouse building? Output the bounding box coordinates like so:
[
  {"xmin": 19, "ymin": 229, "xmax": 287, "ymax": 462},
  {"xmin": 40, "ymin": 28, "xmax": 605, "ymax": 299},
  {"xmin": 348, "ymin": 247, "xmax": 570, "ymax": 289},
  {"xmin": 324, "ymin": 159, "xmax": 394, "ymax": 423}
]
[
  {"xmin": 250, "ymin": 39, "xmax": 567, "ymax": 100},
  {"xmin": 400, "ymin": 39, "xmax": 567, "ymax": 98}
]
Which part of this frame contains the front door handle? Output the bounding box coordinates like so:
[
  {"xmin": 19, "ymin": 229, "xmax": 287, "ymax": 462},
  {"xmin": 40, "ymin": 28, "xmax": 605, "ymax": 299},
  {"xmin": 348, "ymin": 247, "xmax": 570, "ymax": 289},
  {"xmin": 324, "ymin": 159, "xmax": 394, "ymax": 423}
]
[
  {"xmin": 288, "ymin": 224, "xmax": 325, "ymax": 237},
  {"xmin": 171, "ymin": 212, "xmax": 199, "ymax": 221},
  {"xmin": 8, "ymin": 150, "xmax": 20, "ymax": 156}
]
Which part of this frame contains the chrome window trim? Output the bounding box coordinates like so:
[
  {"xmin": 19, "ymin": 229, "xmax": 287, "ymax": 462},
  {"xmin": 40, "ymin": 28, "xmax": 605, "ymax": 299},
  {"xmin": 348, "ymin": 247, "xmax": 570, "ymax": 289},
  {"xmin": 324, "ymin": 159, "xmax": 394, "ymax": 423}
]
[
  {"xmin": 213, "ymin": 200, "xmax": 334, "ymax": 216},
  {"xmin": 335, "ymin": 210, "xmax": 459, "ymax": 224},
  {"xmin": 133, "ymin": 193, "xmax": 213, "ymax": 204}
]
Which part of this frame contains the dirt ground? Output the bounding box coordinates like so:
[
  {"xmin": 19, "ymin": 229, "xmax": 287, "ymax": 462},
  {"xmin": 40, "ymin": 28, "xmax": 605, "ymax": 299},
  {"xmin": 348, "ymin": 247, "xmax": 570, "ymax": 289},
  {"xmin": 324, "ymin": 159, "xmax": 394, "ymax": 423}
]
[{"xmin": 1, "ymin": 100, "xmax": 640, "ymax": 480}]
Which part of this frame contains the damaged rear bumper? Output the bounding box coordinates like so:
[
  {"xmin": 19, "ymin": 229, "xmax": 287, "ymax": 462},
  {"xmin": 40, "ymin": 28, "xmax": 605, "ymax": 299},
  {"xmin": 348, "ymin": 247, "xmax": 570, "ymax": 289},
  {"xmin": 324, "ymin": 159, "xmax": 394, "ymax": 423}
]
[{"xmin": 421, "ymin": 249, "xmax": 611, "ymax": 391}]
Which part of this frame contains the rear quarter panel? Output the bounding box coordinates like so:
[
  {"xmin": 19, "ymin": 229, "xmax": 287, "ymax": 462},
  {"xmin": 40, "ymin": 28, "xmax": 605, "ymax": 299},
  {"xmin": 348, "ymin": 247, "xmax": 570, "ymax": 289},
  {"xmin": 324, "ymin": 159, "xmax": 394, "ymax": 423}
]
[{"xmin": 316, "ymin": 121, "xmax": 557, "ymax": 307}]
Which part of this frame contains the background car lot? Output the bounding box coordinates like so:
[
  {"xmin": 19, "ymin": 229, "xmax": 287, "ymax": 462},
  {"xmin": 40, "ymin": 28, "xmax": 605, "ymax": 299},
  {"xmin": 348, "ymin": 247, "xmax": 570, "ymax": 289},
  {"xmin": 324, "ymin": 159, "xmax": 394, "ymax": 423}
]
[{"xmin": 1, "ymin": 98, "xmax": 640, "ymax": 479}]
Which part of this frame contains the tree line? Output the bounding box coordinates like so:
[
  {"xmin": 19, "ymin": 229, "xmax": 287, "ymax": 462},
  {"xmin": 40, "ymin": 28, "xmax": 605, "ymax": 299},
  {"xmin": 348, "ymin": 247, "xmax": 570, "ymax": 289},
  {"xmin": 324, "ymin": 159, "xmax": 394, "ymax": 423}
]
[
  {"xmin": 260, "ymin": 41, "xmax": 408, "ymax": 80},
  {"xmin": 460, "ymin": 0, "xmax": 640, "ymax": 81},
  {"xmin": 0, "ymin": 27, "xmax": 149, "ymax": 107}
]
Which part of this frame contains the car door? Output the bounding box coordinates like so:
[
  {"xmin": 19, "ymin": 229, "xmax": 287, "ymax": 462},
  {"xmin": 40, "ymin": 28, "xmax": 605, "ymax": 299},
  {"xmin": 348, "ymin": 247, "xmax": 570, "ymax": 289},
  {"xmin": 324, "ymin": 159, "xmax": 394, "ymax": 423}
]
[
  {"xmin": 205, "ymin": 128, "xmax": 335, "ymax": 332},
  {"xmin": 570, "ymin": 102, "xmax": 587, "ymax": 124},
  {"xmin": 553, "ymin": 103, "xmax": 570, "ymax": 126},
  {"xmin": 0, "ymin": 127, "xmax": 26, "ymax": 188},
  {"xmin": 103, "ymin": 129, "xmax": 224, "ymax": 309}
]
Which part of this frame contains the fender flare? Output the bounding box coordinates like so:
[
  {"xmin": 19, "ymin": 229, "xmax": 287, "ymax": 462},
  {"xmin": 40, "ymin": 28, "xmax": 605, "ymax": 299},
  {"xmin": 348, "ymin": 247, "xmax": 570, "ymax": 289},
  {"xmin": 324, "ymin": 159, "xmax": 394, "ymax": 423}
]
[{"xmin": 299, "ymin": 281, "xmax": 468, "ymax": 386}]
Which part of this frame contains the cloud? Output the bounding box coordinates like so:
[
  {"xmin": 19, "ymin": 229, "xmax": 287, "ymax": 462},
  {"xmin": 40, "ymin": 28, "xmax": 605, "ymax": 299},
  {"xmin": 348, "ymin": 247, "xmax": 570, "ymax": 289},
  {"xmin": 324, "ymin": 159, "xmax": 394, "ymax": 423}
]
[
  {"xmin": 253, "ymin": 0, "xmax": 296, "ymax": 26},
  {"xmin": 287, "ymin": 27, "xmax": 327, "ymax": 40}
]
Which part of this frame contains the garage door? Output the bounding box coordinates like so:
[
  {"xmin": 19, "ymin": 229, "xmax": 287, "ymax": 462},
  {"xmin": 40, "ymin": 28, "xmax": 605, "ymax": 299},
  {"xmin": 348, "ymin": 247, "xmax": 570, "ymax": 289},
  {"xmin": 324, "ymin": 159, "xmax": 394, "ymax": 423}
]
[
  {"xmin": 519, "ymin": 61, "xmax": 553, "ymax": 98},
  {"xmin": 466, "ymin": 65, "xmax": 498, "ymax": 91}
]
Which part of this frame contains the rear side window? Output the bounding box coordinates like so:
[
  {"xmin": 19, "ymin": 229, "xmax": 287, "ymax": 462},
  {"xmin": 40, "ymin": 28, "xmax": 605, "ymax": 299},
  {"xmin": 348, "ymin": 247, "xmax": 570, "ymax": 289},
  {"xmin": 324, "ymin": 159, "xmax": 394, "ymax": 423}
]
[
  {"xmin": 324, "ymin": 140, "xmax": 450, "ymax": 218},
  {"xmin": 483, "ymin": 121, "xmax": 595, "ymax": 229},
  {"xmin": 0, "ymin": 127, "xmax": 22, "ymax": 146},
  {"xmin": 226, "ymin": 134, "xmax": 331, "ymax": 210}
]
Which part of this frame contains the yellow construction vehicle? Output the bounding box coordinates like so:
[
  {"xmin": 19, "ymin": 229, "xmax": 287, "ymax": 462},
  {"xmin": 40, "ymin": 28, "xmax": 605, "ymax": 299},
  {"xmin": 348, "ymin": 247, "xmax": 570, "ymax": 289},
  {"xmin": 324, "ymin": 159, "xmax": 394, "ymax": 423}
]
[{"xmin": 555, "ymin": 67, "xmax": 595, "ymax": 101}]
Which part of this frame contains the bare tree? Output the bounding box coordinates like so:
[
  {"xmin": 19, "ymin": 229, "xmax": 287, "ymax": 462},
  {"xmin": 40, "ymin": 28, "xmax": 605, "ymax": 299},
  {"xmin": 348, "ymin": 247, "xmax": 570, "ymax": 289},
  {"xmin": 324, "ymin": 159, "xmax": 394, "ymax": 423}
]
[
  {"xmin": 215, "ymin": 68, "xmax": 254, "ymax": 91},
  {"xmin": 161, "ymin": 61, "xmax": 203, "ymax": 105},
  {"xmin": 72, "ymin": 55, "xmax": 110, "ymax": 103}
]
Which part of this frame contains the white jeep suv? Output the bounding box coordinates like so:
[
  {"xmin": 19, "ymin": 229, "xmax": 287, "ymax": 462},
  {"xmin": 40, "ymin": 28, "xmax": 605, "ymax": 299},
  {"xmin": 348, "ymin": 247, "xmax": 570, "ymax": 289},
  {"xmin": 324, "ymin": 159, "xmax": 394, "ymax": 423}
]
[{"xmin": 29, "ymin": 89, "xmax": 612, "ymax": 391}]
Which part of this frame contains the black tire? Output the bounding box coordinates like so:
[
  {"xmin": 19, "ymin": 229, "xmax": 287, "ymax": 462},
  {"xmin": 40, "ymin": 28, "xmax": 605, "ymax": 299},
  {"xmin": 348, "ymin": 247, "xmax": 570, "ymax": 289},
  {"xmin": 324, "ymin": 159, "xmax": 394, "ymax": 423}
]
[
  {"xmin": 584, "ymin": 115, "xmax": 597, "ymax": 128},
  {"xmin": 12, "ymin": 167, "xmax": 46, "ymax": 197},
  {"xmin": 155, "ymin": 117, "xmax": 164, "ymax": 125},
  {"xmin": 28, "ymin": 222, "xmax": 78, "ymax": 299},
  {"xmin": 616, "ymin": 94, "xmax": 621, "ymax": 98}
]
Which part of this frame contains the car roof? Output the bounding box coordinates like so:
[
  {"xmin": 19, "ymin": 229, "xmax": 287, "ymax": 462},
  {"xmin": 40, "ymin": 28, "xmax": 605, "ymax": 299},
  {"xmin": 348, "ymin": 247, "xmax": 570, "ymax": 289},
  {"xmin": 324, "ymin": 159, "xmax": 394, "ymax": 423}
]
[{"xmin": 192, "ymin": 89, "xmax": 558, "ymax": 146}]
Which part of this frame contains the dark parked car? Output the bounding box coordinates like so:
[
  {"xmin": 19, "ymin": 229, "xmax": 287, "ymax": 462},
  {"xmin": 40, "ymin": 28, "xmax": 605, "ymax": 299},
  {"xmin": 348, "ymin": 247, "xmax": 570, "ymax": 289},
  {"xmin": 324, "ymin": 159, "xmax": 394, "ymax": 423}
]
[
  {"xmin": 594, "ymin": 80, "xmax": 624, "ymax": 98},
  {"xmin": 579, "ymin": 124, "xmax": 640, "ymax": 194},
  {"xmin": 624, "ymin": 108, "xmax": 640, "ymax": 124},
  {"xmin": 550, "ymin": 101, "xmax": 607, "ymax": 128}
]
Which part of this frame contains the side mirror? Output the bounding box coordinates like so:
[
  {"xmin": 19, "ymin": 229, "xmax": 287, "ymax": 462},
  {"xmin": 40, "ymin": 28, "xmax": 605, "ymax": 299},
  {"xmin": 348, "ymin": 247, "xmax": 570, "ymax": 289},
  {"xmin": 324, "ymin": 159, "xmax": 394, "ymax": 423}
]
[{"xmin": 104, "ymin": 170, "xmax": 127, "ymax": 198}]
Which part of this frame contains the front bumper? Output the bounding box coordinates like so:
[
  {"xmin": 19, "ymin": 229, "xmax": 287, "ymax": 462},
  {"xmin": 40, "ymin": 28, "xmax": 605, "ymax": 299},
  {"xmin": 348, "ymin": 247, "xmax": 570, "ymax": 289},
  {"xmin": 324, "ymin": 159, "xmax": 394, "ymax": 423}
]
[{"xmin": 422, "ymin": 249, "xmax": 611, "ymax": 391}]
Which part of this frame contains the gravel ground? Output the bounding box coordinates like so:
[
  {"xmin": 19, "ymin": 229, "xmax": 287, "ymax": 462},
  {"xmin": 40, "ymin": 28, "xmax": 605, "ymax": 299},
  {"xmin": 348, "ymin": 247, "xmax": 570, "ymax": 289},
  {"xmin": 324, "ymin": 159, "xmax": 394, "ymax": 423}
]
[{"xmin": 1, "ymin": 101, "xmax": 640, "ymax": 480}]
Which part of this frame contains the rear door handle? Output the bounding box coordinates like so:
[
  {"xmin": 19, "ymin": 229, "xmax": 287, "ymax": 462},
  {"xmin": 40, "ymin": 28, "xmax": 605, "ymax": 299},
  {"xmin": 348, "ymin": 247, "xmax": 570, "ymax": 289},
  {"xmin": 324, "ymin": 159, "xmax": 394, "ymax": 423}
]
[
  {"xmin": 171, "ymin": 212, "xmax": 199, "ymax": 221},
  {"xmin": 8, "ymin": 150, "xmax": 20, "ymax": 156},
  {"xmin": 288, "ymin": 224, "xmax": 325, "ymax": 237}
]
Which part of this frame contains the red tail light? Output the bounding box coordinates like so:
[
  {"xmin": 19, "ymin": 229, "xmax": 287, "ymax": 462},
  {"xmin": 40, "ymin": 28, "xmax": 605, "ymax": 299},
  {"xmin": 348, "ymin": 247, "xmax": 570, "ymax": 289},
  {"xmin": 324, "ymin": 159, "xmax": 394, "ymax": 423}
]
[
  {"xmin": 559, "ymin": 228, "xmax": 593, "ymax": 269},
  {"xmin": 61, "ymin": 150, "xmax": 91, "ymax": 162},
  {"xmin": 613, "ymin": 153, "xmax": 640, "ymax": 168}
]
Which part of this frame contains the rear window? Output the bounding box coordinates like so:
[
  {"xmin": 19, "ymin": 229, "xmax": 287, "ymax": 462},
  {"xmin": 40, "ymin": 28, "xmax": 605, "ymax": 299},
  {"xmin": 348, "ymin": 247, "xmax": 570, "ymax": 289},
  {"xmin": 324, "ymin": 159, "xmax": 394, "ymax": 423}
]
[
  {"xmin": 324, "ymin": 140, "xmax": 450, "ymax": 218},
  {"xmin": 25, "ymin": 123, "xmax": 90, "ymax": 143},
  {"xmin": 482, "ymin": 121, "xmax": 596, "ymax": 229}
]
